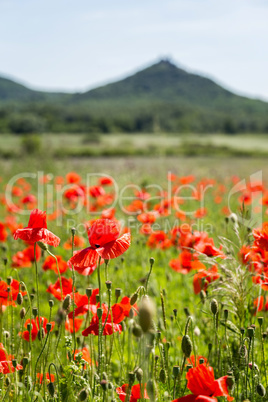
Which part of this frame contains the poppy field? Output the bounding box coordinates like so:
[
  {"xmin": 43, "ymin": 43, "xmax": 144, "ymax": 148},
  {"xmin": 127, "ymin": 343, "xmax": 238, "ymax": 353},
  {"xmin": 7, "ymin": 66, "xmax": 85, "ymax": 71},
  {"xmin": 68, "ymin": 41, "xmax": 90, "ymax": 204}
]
[{"xmin": 1, "ymin": 156, "xmax": 268, "ymax": 401}]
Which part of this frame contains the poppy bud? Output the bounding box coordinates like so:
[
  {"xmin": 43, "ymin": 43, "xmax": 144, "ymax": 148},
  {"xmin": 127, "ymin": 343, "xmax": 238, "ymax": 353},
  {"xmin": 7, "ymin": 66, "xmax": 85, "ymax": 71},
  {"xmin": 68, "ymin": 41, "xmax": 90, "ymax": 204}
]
[
  {"xmin": 78, "ymin": 388, "xmax": 89, "ymax": 401},
  {"xmin": 47, "ymin": 382, "xmax": 55, "ymax": 397},
  {"xmin": 263, "ymin": 332, "xmax": 267, "ymax": 339},
  {"xmin": 208, "ymin": 343, "xmax": 212, "ymax": 352},
  {"xmin": 7, "ymin": 276, "xmax": 12, "ymax": 285},
  {"xmin": 97, "ymin": 308, "xmax": 103, "ymax": 319},
  {"xmin": 240, "ymin": 327, "xmax": 245, "ymax": 336},
  {"xmin": 159, "ymin": 368, "xmax": 166, "ymax": 383},
  {"xmin": 130, "ymin": 292, "xmax": 138, "ymax": 306},
  {"xmin": 96, "ymin": 294, "xmax": 100, "ymax": 303},
  {"xmin": 186, "ymin": 364, "xmax": 193, "ymax": 372},
  {"xmin": 23, "ymin": 357, "xmax": 29, "ymax": 367},
  {"xmin": 199, "ymin": 358, "xmax": 205, "ymax": 364},
  {"xmin": 182, "ymin": 335, "xmax": 192, "ymax": 358},
  {"xmin": 149, "ymin": 257, "xmax": 155, "ymax": 267},
  {"xmin": 12, "ymin": 359, "xmax": 17, "ymax": 369},
  {"xmin": 257, "ymin": 383, "xmax": 266, "ymax": 397},
  {"xmin": 46, "ymin": 323, "xmax": 52, "ymax": 333},
  {"xmin": 20, "ymin": 308, "xmax": 26, "ymax": 320},
  {"xmin": 136, "ymin": 368, "xmax": 143, "ymax": 382},
  {"xmin": 139, "ymin": 297, "xmax": 155, "ymax": 333},
  {"xmin": 49, "ymin": 299, "xmax": 54, "ymax": 308},
  {"xmin": 63, "ymin": 294, "xmax": 71, "ymax": 311},
  {"xmin": 115, "ymin": 288, "xmax": 122, "ymax": 300},
  {"xmin": 27, "ymin": 323, "xmax": 32, "ymax": 332},
  {"xmin": 86, "ymin": 288, "xmax": 92, "ymax": 298},
  {"xmin": 224, "ymin": 309, "xmax": 228, "ymax": 320},
  {"xmin": 2, "ymin": 257, "xmax": 7, "ymax": 266},
  {"xmin": 37, "ymin": 241, "xmax": 48, "ymax": 251},
  {"xmin": 71, "ymin": 227, "xmax": 76, "ymax": 236},
  {"xmin": 173, "ymin": 366, "xmax": 180, "ymax": 377},
  {"xmin": 258, "ymin": 317, "xmax": 264, "ymax": 326},
  {"xmin": 210, "ymin": 299, "xmax": 218, "ymax": 315},
  {"xmin": 173, "ymin": 308, "xmax": 178, "ymax": 318},
  {"xmin": 132, "ymin": 324, "xmax": 142, "ymax": 338},
  {"xmin": 105, "ymin": 281, "xmax": 112, "ymax": 290},
  {"xmin": 5, "ymin": 377, "xmax": 10, "ymax": 386},
  {"xmin": 184, "ymin": 307, "xmax": 190, "ymax": 317},
  {"xmin": 100, "ymin": 380, "xmax": 108, "ymax": 391},
  {"xmin": 16, "ymin": 292, "xmax": 23, "ymax": 305},
  {"xmin": 30, "ymin": 293, "xmax": 35, "ymax": 301}
]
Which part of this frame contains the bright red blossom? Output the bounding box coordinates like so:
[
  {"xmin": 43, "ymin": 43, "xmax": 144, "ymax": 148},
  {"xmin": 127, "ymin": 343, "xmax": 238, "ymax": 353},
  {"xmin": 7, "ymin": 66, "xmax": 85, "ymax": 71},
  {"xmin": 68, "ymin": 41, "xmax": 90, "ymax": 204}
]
[
  {"xmin": 68, "ymin": 219, "xmax": 131, "ymax": 272},
  {"xmin": 13, "ymin": 209, "xmax": 60, "ymax": 246}
]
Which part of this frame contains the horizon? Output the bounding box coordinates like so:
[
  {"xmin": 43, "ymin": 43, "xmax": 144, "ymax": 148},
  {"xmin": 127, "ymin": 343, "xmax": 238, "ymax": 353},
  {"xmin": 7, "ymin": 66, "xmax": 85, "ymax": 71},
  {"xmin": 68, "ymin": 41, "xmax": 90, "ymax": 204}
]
[{"xmin": 1, "ymin": 0, "xmax": 268, "ymax": 101}]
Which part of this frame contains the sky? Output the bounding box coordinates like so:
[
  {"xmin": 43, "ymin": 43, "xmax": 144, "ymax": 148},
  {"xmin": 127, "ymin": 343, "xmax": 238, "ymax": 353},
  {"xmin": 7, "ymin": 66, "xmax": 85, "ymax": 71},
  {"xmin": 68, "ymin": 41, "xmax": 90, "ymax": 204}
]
[{"xmin": 0, "ymin": 0, "xmax": 268, "ymax": 100}]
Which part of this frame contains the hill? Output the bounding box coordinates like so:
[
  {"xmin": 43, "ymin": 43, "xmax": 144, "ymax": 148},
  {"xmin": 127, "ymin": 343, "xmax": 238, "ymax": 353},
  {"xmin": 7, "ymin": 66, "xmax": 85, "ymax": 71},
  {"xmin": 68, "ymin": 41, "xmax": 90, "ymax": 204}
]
[{"xmin": 0, "ymin": 60, "xmax": 267, "ymax": 134}]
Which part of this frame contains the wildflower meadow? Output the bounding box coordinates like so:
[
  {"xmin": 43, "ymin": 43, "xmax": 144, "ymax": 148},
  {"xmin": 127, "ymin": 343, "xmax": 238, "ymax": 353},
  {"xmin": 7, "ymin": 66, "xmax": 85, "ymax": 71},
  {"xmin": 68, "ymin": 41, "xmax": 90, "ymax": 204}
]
[{"xmin": 0, "ymin": 159, "xmax": 268, "ymax": 402}]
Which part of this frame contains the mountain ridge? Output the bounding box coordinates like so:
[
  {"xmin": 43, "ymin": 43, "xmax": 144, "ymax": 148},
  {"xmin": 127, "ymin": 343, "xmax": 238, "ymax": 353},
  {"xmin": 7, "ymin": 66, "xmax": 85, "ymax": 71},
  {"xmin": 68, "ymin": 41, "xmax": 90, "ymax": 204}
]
[{"xmin": 0, "ymin": 59, "xmax": 267, "ymax": 134}]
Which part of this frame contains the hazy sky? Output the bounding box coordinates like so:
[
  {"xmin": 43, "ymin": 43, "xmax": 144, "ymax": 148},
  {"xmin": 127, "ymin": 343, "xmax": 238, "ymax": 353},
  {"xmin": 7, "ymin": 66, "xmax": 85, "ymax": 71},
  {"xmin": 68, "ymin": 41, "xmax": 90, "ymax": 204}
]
[{"xmin": 1, "ymin": 0, "xmax": 268, "ymax": 99}]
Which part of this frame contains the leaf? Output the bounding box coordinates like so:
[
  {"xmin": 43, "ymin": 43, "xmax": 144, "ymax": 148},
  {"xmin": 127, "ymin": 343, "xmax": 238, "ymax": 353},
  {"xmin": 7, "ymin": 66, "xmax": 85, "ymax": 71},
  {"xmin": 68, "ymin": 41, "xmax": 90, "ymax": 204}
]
[{"xmin": 220, "ymin": 320, "xmax": 240, "ymax": 334}]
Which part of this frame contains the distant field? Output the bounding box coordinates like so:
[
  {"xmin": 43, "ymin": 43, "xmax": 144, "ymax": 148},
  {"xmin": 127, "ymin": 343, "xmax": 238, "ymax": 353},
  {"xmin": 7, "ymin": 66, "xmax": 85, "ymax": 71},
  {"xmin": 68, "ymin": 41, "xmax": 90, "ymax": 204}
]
[{"xmin": 1, "ymin": 132, "xmax": 268, "ymax": 158}]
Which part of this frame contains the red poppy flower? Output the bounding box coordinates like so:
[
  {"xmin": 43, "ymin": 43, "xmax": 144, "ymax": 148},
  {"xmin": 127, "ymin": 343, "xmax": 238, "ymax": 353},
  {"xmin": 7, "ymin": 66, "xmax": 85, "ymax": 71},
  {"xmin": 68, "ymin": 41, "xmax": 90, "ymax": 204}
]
[
  {"xmin": 74, "ymin": 347, "xmax": 92, "ymax": 367},
  {"xmin": 82, "ymin": 303, "xmax": 123, "ymax": 336},
  {"xmin": 66, "ymin": 172, "xmax": 81, "ymax": 184},
  {"xmin": 0, "ymin": 343, "xmax": 22, "ymax": 374},
  {"xmin": 65, "ymin": 318, "xmax": 83, "ymax": 333},
  {"xmin": 116, "ymin": 383, "xmax": 149, "ymax": 402},
  {"xmin": 12, "ymin": 244, "xmax": 41, "ymax": 268},
  {"xmin": 63, "ymin": 235, "xmax": 85, "ymax": 250},
  {"xmin": 169, "ymin": 251, "xmax": 206, "ymax": 275},
  {"xmin": 0, "ymin": 222, "xmax": 7, "ymax": 242},
  {"xmin": 47, "ymin": 277, "xmax": 74, "ymax": 301},
  {"xmin": 37, "ymin": 373, "xmax": 55, "ymax": 384},
  {"xmin": 253, "ymin": 222, "xmax": 268, "ymax": 251},
  {"xmin": 172, "ymin": 364, "xmax": 233, "ymax": 402},
  {"xmin": 193, "ymin": 266, "xmax": 219, "ymax": 294},
  {"xmin": 13, "ymin": 209, "xmax": 60, "ymax": 247},
  {"xmin": 68, "ymin": 219, "xmax": 131, "ymax": 271},
  {"xmin": 68, "ymin": 289, "xmax": 99, "ymax": 318},
  {"xmin": 21, "ymin": 317, "xmax": 55, "ymax": 342},
  {"xmin": 0, "ymin": 279, "xmax": 26, "ymax": 307},
  {"xmin": 43, "ymin": 255, "xmax": 68, "ymax": 274}
]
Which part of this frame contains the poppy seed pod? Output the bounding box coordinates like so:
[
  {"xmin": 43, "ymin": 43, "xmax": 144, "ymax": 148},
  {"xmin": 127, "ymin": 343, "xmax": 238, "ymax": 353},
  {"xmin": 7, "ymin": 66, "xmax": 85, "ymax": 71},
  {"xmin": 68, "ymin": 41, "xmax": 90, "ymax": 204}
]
[
  {"xmin": 173, "ymin": 366, "xmax": 180, "ymax": 377},
  {"xmin": 210, "ymin": 299, "xmax": 218, "ymax": 315},
  {"xmin": 247, "ymin": 327, "xmax": 255, "ymax": 338},
  {"xmin": 128, "ymin": 372, "xmax": 135, "ymax": 386},
  {"xmin": 105, "ymin": 280, "xmax": 112, "ymax": 290},
  {"xmin": 12, "ymin": 359, "xmax": 17, "ymax": 369},
  {"xmin": 47, "ymin": 382, "xmax": 55, "ymax": 398},
  {"xmin": 115, "ymin": 288, "xmax": 122, "ymax": 299},
  {"xmin": 86, "ymin": 287, "xmax": 93, "ymax": 298},
  {"xmin": 49, "ymin": 299, "xmax": 54, "ymax": 308},
  {"xmin": 46, "ymin": 323, "xmax": 52, "ymax": 333},
  {"xmin": 149, "ymin": 257, "xmax": 155, "ymax": 266},
  {"xmin": 257, "ymin": 383, "xmax": 266, "ymax": 397},
  {"xmin": 97, "ymin": 307, "xmax": 103, "ymax": 319},
  {"xmin": 32, "ymin": 307, "xmax": 38, "ymax": 318},
  {"xmin": 100, "ymin": 380, "xmax": 108, "ymax": 391},
  {"xmin": 181, "ymin": 335, "xmax": 193, "ymax": 358},
  {"xmin": 71, "ymin": 227, "xmax": 76, "ymax": 236},
  {"xmin": 37, "ymin": 241, "xmax": 48, "ymax": 251},
  {"xmin": 139, "ymin": 296, "xmax": 155, "ymax": 333},
  {"xmin": 7, "ymin": 276, "xmax": 12, "ymax": 285},
  {"xmin": 258, "ymin": 317, "xmax": 264, "ymax": 327},
  {"xmin": 62, "ymin": 294, "xmax": 71, "ymax": 311}
]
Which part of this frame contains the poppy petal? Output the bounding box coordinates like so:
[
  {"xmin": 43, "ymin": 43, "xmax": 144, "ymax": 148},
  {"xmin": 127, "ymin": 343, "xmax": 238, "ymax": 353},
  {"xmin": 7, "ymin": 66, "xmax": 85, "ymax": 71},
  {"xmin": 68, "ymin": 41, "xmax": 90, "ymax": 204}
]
[{"xmin": 96, "ymin": 232, "xmax": 131, "ymax": 259}]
